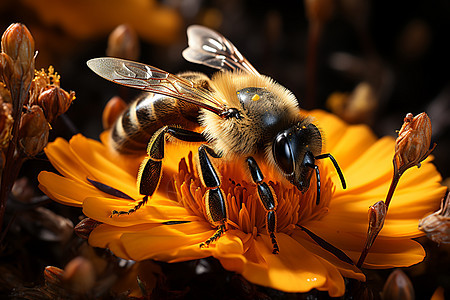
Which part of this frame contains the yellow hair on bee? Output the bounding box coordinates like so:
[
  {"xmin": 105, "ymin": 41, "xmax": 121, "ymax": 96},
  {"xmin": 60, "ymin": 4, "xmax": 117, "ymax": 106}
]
[{"xmin": 200, "ymin": 71, "xmax": 301, "ymax": 161}]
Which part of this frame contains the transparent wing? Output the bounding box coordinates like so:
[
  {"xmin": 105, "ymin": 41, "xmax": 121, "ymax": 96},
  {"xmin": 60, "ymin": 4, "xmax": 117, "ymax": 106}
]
[
  {"xmin": 87, "ymin": 57, "xmax": 225, "ymax": 115},
  {"xmin": 182, "ymin": 25, "xmax": 260, "ymax": 76}
]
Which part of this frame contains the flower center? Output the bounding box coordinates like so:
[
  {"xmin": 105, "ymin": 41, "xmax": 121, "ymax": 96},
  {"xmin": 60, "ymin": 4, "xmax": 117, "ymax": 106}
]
[{"xmin": 172, "ymin": 152, "xmax": 334, "ymax": 236}]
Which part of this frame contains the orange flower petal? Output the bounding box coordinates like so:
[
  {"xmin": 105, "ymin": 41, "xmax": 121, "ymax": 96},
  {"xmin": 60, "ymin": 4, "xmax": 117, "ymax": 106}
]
[
  {"xmin": 315, "ymin": 258, "xmax": 346, "ymax": 297},
  {"xmin": 216, "ymin": 232, "xmax": 334, "ymax": 293},
  {"xmin": 291, "ymin": 229, "xmax": 365, "ymax": 281},
  {"xmin": 356, "ymin": 238, "xmax": 426, "ymax": 269},
  {"xmin": 120, "ymin": 222, "xmax": 215, "ymax": 261},
  {"xmin": 44, "ymin": 137, "xmax": 91, "ymax": 183},
  {"xmin": 88, "ymin": 224, "xmax": 133, "ymax": 260},
  {"xmin": 299, "ymin": 223, "xmax": 427, "ymax": 268},
  {"xmin": 68, "ymin": 135, "xmax": 140, "ymax": 197},
  {"xmin": 38, "ymin": 171, "xmax": 91, "ymax": 206}
]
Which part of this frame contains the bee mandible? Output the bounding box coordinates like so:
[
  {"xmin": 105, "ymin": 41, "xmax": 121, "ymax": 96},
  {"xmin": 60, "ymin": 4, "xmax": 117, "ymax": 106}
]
[{"xmin": 87, "ymin": 25, "xmax": 346, "ymax": 254}]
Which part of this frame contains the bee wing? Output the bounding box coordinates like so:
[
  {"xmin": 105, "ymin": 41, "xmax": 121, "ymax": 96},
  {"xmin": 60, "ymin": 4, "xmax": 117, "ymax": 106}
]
[
  {"xmin": 87, "ymin": 57, "xmax": 225, "ymax": 115},
  {"xmin": 182, "ymin": 25, "xmax": 260, "ymax": 76}
]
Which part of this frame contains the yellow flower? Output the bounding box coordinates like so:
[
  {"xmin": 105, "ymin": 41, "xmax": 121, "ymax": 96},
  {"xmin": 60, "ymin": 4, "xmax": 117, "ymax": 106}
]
[{"xmin": 38, "ymin": 110, "xmax": 445, "ymax": 297}]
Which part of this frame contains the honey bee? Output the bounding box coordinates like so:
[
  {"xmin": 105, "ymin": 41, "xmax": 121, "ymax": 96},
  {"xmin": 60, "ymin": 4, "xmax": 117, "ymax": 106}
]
[{"xmin": 87, "ymin": 25, "xmax": 346, "ymax": 254}]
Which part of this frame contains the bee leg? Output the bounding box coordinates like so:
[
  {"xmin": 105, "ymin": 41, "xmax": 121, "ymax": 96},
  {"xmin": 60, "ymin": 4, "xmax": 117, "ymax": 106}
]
[
  {"xmin": 246, "ymin": 157, "xmax": 279, "ymax": 254},
  {"xmin": 111, "ymin": 126, "xmax": 205, "ymax": 217},
  {"xmin": 198, "ymin": 145, "xmax": 228, "ymax": 248}
]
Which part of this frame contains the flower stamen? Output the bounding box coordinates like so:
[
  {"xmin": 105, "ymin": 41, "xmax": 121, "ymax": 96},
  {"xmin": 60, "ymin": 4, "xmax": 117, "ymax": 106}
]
[{"xmin": 174, "ymin": 151, "xmax": 334, "ymax": 251}]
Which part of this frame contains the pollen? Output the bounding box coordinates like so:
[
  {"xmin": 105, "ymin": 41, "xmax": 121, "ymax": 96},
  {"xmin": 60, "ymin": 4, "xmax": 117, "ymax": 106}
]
[{"xmin": 251, "ymin": 94, "xmax": 260, "ymax": 101}]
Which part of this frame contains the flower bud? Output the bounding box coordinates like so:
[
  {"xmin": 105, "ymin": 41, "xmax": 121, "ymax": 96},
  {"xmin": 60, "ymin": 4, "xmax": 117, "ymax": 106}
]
[
  {"xmin": 44, "ymin": 265, "xmax": 65, "ymax": 286},
  {"xmin": 357, "ymin": 200, "xmax": 387, "ymax": 267},
  {"xmin": 63, "ymin": 257, "xmax": 96, "ymax": 293},
  {"xmin": 382, "ymin": 269, "xmax": 415, "ymax": 300},
  {"xmin": 11, "ymin": 177, "xmax": 34, "ymax": 203},
  {"xmin": 0, "ymin": 99, "xmax": 13, "ymax": 149},
  {"xmin": 74, "ymin": 218, "xmax": 101, "ymax": 240},
  {"xmin": 102, "ymin": 96, "xmax": 127, "ymax": 129},
  {"xmin": 0, "ymin": 52, "xmax": 14, "ymax": 85},
  {"xmin": 1, "ymin": 24, "xmax": 34, "ymax": 62},
  {"xmin": 106, "ymin": 24, "xmax": 140, "ymax": 60},
  {"xmin": 394, "ymin": 112, "xmax": 434, "ymax": 174},
  {"xmin": 1, "ymin": 23, "xmax": 35, "ymax": 89},
  {"xmin": 418, "ymin": 193, "xmax": 450, "ymax": 244},
  {"xmin": 18, "ymin": 105, "xmax": 49, "ymax": 156},
  {"xmin": 36, "ymin": 86, "xmax": 75, "ymax": 123},
  {"xmin": 367, "ymin": 200, "xmax": 386, "ymax": 248},
  {"xmin": 1, "ymin": 23, "xmax": 35, "ymax": 74}
]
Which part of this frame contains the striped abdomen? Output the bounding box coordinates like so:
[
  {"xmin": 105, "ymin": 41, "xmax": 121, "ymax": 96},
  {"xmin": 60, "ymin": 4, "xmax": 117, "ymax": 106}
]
[{"xmin": 111, "ymin": 93, "xmax": 201, "ymax": 153}]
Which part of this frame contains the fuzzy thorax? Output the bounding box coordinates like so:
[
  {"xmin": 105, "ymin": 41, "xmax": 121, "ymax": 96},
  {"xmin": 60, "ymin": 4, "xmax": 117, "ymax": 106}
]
[{"xmin": 200, "ymin": 71, "xmax": 301, "ymax": 161}]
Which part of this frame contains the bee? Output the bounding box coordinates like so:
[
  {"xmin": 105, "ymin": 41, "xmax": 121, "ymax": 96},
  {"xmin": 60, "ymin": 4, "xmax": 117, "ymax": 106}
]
[{"xmin": 87, "ymin": 25, "xmax": 346, "ymax": 254}]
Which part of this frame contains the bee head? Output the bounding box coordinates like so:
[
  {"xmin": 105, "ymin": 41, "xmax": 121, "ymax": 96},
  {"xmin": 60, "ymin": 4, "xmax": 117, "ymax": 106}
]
[
  {"xmin": 272, "ymin": 121, "xmax": 346, "ymax": 205},
  {"xmin": 272, "ymin": 121, "xmax": 322, "ymax": 193}
]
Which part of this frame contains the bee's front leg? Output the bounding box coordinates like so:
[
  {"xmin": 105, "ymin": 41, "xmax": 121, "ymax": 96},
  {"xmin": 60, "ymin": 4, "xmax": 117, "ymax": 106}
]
[
  {"xmin": 246, "ymin": 157, "xmax": 279, "ymax": 254},
  {"xmin": 111, "ymin": 126, "xmax": 205, "ymax": 216},
  {"xmin": 198, "ymin": 145, "xmax": 228, "ymax": 248}
]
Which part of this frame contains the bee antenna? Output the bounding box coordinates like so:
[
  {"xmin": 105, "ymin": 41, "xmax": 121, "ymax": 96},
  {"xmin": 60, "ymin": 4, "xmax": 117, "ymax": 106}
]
[{"xmin": 315, "ymin": 153, "xmax": 347, "ymax": 190}]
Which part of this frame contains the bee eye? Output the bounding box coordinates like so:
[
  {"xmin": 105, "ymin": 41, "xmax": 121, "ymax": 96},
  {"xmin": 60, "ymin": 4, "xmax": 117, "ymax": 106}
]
[{"xmin": 273, "ymin": 134, "xmax": 295, "ymax": 175}]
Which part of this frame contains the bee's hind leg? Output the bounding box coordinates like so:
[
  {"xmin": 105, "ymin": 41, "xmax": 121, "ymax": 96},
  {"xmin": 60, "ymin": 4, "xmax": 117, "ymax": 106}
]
[
  {"xmin": 246, "ymin": 157, "xmax": 279, "ymax": 254},
  {"xmin": 197, "ymin": 145, "xmax": 228, "ymax": 248},
  {"xmin": 111, "ymin": 126, "xmax": 205, "ymax": 217}
]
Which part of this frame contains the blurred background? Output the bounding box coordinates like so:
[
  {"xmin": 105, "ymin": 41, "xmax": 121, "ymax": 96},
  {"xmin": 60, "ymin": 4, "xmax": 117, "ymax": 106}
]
[
  {"xmin": 1, "ymin": 0, "xmax": 449, "ymax": 176},
  {"xmin": 1, "ymin": 0, "xmax": 449, "ymax": 298}
]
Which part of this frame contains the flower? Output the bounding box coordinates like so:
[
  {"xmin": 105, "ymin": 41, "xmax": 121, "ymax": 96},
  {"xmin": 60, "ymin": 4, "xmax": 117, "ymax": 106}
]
[{"xmin": 38, "ymin": 110, "xmax": 445, "ymax": 297}]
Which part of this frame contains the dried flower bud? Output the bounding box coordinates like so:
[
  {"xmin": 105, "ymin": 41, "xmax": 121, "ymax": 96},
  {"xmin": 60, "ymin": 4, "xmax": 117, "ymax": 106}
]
[
  {"xmin": 36, "ymin": 86, "xmax": 75, "ymax": 123},
  {"xmin": 11, "ymin": 177, "xmax": 34, "ymax": 203},
  {"xmin": 18, "ymin": 105, "xmax": 49, "ymax": 156},
  {"xmin": 0, "ymin": 23, "xmax": 35, "ymax": 84},
  {"xmin": 74, "ymin": 217, "xmax": 101, "ymax": 240},
  {"xmin": 102, "ymin": 96, "xmax": 127, "ymax": 129},
  {"xmin": 44, "ymin": 266, "xmax": 65, "ymax": 286},
  {"xmin": 107, "ymin": 24, "xmax": 140, "ymax": 60},
  {"xmin": 0, "ymin": 53, "xmax": 14, "ymax": 86},
  {"xmin": 357, "ymin": 200, "xmax": 387, "ymax": 267},
  {"xmin": 382, "ymin": 269, "xmax": 415, "ymax": 300},
  {"xmin": 28, "ymin": 66, "xmax": 65, "ymax": 107},
  {"xmin": 63, "ymin": 257, "xmax": 96, "ymax": 293},
  {"xmin": 304, "ymin": 0, "xmax": 334, "ymax": 24},
  {"xmin": 367, "ymin": 200, "xmax": 386, "ymax": 248},
  {"xmin": 418, "ymin": 193, "xmax": 450, "ymax": 244},
  {"xmin": 0, "ymin": 99, "xmax": 13, "ymax": 149},
  {"xmin": 1, "ymin": 23, "xmax": 34, "ymax": 64},
  {"xmin": 394, "ymin": 112, "xmax": 434, "ymax": 175}
]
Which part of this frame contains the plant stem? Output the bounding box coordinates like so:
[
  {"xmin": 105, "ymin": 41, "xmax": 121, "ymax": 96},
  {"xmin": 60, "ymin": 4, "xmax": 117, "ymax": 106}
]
[
  {"xmin": 356, "ymin": 168, "xmax": 400, "ymax": 268},
  {"xmin": 305, "ymin": 21, "xmax": 322, "ymax": 110},
  {"xmin": 0, "ymin": 79, "xmax": 29, "ymax": 233}
]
